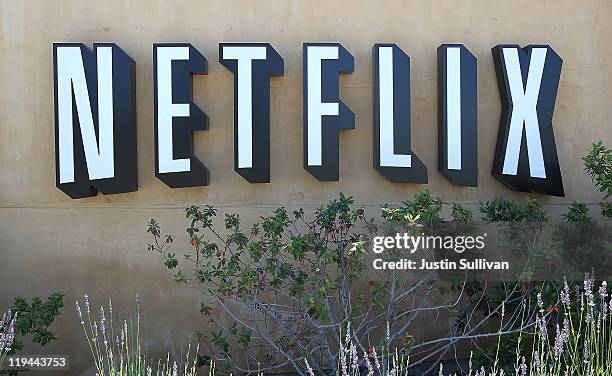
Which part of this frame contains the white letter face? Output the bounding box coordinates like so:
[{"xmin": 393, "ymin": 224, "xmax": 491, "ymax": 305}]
[
  {"xmin": 154, "ymin": 43, "xmax": 209, "ymax": 188},
  {"xmin": 219, "ymin": 43, "xmax": 284, "ymax": 183},
  {"xmin": 502, "ymin": 47, "xmax": 546, "ymax": 178},
  {"xmin": 156, "ymin": 46, "xmax": 191, "ymax": 174},
  {"xmin": 437, "ymin": 44, "xmax": 478, "ymax": 187},
  {"xmin": 303, "ymin": 43, "xmax": 354, "ymax": 181},
  {"xmin": 54, "ymin": 43, "xmax": 137, "ymax": 199},
  {"xmin": 378, "ymin": 46, "xmax": 411, "ymax": 168},
  {"xmin": 373, "ymin": 44, "xmax": 427, "ymax": 183},
  {"xmin": 492, "ymin": 45, "xmax": 564, "ymax": 197},
  {"xmin": 446, "ymin": 47, "xmax": 461, "ymax": 170}
]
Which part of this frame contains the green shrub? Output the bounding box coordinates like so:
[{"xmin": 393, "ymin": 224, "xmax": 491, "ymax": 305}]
[
  {"xmin": 601, "ymin": 201, "xmax": 612, "ymax": 218},
  {"xmin": 561, "ymin": 202, "xmax": 593, "ymax": 223},
  {"xmin": 479, "ymin": 197, "xmax": 548, "ymax": 223},
  {"xmin": 451, "ymin": 203, "xmax": 474, "ymax": 224},
  {"xmin": 1, "ymin": 293, "xmax": 63, "ymax": 375},
  {"xmin": 583, "ymin": 141, "xmax": 612, "ymax": 218},
  {"xmin": 147, "ymin": 192, "xmax": 546, "ymax": 374},
  {"xmin": 583, "ymin": 141, "xmax": 612, "ymax": 198}
]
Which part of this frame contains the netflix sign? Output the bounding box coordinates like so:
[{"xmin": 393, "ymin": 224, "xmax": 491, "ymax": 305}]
[{"xmin": 53, "ymin": 42, "xmax": 564, "ymax": 199}]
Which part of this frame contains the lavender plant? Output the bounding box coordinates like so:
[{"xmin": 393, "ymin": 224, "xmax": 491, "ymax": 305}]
[
  {"xmin": 519, "ymin": 275, "xmax": 612, "ymax": 376},
  {"xmin": 0, "ymin": 311, "xmax": 16, "ymax": 369},
  {"xmin": 296, "ymin": 275, "xmax": 611, "ymax": 376},
  {"xmin": 326, "ymin": 322, "xmax": 410, "ymax": 376},
  {"xmin": 439, "ymin": 275, "xmax": 612, "ymax": 376},
  {"xmin": 75, "ymin": 294, "xmax": 199, "ymax": 376}
]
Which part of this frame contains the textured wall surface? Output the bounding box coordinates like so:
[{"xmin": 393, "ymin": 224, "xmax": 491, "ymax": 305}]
[{"xmin": 0, "ymin": 0, "xmax": 611, "ymax": 373}]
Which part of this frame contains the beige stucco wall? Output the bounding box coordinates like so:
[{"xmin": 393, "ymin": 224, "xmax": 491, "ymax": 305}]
[{"xmin": 0, "ymin": 0, "xmax": 611, "ymax": 373}]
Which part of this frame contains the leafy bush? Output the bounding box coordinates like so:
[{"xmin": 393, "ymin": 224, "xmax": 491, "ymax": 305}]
[
  {"xmin": 395, "ymin": 190, "xmax": 445, "ymax": 225},
  {"xmin": 1, "ymin": 293, "xmax": 63, "ymax": 375},
  {"xmin": 11, "ymin": 293, "xmax": 64, "ymax": 348},
  {"xmin": 601, "ymin": 201, "xmax": 612, "ymax": 219},
  {"xmin": 147, "ymin": 192, "xmax": 542, "ymax": 374},
  {"xmin": 561, "ymin": 202, "xmax": 593, "ymax": 223},
  {"xmin": 583, "ymin": 141, "xmax": 612, "ymax": 198},
  {"xmin": 451, "ymin": 203, "xmax": 474, "ymax": 224},
  {"xmin": 584, "ymin": 141, "xmax": 612, "ymax": 217},
  {"xmin": 479, "ymin": 197, "xmax": 548, "ymax": 223}
]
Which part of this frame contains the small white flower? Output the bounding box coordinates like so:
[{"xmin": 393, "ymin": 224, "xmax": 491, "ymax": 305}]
[
  {"xmin": 537, "ymin": 292, "xmax": 544, "ymax": 311},
  {"xmin": 84, "ymin": 294, "xmax": 91, "ymax": 315},
  {"xmin": 560, "ymin": 278, "xmax": 571, "ymax": 308},
  {"xmin": 520, "ymin": 356, "xmax": 527, "ymax": 376}
]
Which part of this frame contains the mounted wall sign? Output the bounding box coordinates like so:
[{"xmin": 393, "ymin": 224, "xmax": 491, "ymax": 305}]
[{"xmin": 52, "ymin": 42, "xmax": 565, "ymax": 199}]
